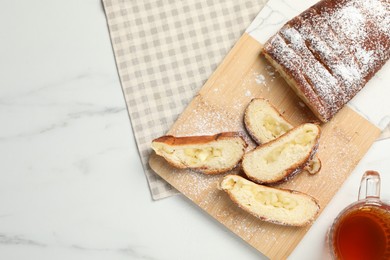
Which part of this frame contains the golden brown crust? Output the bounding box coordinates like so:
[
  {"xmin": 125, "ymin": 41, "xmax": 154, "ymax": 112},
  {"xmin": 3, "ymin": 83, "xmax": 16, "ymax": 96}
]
[
  {"xmin": 242, "ymin": 124, "xmax": 321, "ymax": 184},
  {"xmin": 244, "ymin": 98, "xmax": 294, "ymax": 145},
  {"xmin": 152, "ymin": 132, "xmax": 246, "ymax": 147},
  {"xmin": 225, "ymin": 189, "xmax": 320, "ymax": 226},
  {"xmin": 152, "ymin": 132, "xmax": 247, "ymax": 175},
  {"xmin": 263, "ymin": 48, "xmax": 330, "ymax": 122},
  {"xmin": 220, "ymin": 175, "xmax": 320, "ymax": 226},
  {"xmin": 262, "ymin": 0, "xmax": 390, "ymax": 122}
]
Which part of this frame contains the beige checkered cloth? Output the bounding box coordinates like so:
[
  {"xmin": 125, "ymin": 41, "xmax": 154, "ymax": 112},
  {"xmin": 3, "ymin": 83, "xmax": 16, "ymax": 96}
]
[{"xmin": 103, "ymin": 0, "xmax": 267, "ymax": 200}]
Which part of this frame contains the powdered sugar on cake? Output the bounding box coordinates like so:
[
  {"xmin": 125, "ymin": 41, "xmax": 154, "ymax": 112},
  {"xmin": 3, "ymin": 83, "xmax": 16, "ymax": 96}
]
[{"xmin": 262, "ymin": 0, "xmax": 390, "ymax": 122}]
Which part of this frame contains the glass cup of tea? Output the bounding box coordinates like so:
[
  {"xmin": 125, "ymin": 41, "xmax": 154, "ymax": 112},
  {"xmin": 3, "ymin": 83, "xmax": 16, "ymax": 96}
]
[{"xmin": 327, "ymin": 171, "xmax": 390, "ymax": 259}]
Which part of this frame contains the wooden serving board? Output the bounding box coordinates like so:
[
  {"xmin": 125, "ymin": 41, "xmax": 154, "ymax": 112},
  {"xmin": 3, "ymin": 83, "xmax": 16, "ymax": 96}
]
[{"xmin": 149, "ymin": 33, "xmax": 381, "ymax": 259}]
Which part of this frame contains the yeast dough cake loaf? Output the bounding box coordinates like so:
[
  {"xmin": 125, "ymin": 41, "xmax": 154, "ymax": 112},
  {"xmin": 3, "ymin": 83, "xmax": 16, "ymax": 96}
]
[{"xmin": 263, "ymin": 0, "xmax": 390, "ymax": 122}]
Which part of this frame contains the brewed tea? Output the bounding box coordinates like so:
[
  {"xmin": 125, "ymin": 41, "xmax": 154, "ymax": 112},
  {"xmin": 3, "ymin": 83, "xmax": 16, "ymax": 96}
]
[{"xmin": 332, "ymin": 205, "xmax": 390, "ymax": 260}]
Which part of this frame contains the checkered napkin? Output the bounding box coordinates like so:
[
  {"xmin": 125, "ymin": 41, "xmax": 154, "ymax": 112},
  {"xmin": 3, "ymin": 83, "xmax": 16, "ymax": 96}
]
[{"xmin": 102, "ymin": 0, "xmax": 267, "ymax": 200}]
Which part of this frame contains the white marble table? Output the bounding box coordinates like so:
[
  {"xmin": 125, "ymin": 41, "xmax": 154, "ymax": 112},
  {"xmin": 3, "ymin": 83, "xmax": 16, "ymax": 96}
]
[{"xmin": 0, "ymin": 1, "xmax": 389, "ymax": 259}]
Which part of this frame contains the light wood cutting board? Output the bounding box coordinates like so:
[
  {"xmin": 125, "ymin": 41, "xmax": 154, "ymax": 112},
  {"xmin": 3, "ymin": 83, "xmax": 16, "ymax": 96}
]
[{"xmin": 149, "ymin": 33, "xmax": 381, "ymax": 259}]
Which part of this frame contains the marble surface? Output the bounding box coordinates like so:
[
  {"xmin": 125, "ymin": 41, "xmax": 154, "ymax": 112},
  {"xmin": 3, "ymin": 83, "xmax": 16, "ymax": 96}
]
[{"xmin": 0, "ymin": 0, "xmax": 388, "ymax": 259}]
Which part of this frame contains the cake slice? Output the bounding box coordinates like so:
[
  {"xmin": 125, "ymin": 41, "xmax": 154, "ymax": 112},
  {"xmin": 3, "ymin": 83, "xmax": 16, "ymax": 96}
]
[
  {"xmin": 242, "ymin": 123, "xmax": 320, "ymax": 184},
  {"xmin": 151, "ymin": 132, "xmax": 247, "ymax": 174},
  {"xmin": 244, "ymin": 98, "xmax": 321, "ymax": 174},
  {"xmin": 220, "ymin": 175, "xmax": 320, "ymax": 226},
  {"xmin": 244, "ymin": 98, "xmax": 293, "ymax": 144}
]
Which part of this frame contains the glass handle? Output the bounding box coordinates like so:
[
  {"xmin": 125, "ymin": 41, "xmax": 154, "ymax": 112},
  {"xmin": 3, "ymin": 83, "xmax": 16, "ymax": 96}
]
[{"xmin": 358, "ymin": 170, "xmax": 381, "ymax": 200}]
